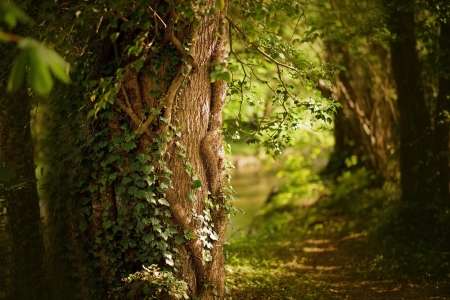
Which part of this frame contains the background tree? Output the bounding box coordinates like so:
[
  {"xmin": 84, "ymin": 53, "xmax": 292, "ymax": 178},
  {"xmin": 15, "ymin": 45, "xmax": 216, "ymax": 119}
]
[
  {"xmin": 0, "ymin": 2, "xmax": 70, "ymax": 298},
  {"xmin": 310, "ymin": 0, "xmax": 398, "ymax": 180}
]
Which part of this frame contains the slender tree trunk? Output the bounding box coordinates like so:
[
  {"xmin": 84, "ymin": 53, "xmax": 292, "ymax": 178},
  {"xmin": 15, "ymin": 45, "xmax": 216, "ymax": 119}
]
[
  {"xmin": 0, "ymin": 92, "xmax": 47, "ymax": 299},
  {"xmin": 387, "ymin": 1, "xmax": 432, "ymax": 202},
  {"xmin": 433, "ymin": 21, "xmax": 450, "ymax": 205}
]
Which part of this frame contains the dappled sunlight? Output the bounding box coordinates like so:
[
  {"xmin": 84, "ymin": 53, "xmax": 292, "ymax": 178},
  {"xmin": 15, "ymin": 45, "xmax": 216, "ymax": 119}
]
[{"xmin": 302, "ymin": 246, "xmax": 336, "ymax": 252}]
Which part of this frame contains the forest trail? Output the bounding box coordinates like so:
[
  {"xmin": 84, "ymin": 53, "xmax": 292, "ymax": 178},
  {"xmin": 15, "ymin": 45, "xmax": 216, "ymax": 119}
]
[{"xmin": 227, "ymin": 230, "xmax": 450, "ymax": 299}]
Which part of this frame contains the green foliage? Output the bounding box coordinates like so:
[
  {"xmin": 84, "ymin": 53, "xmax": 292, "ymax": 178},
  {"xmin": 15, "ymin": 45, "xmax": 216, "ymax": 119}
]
[
  {"xmin": 1, "ymin": 0, "xmax": 71, "ymax": 95},
  {"xmin": 0, "ymin": 0, "xmax": 31, "ymax": 29},
  {"xmin": 9, "ymin": 38, "xmax": 71, "ymax": 94},
  {"xmin": 223, "ymin": 0, "xmax": 341, "ymax": 157},
  {"xmin": 113, "ymin": 265, "xmax": 188, "ymax": 300}
]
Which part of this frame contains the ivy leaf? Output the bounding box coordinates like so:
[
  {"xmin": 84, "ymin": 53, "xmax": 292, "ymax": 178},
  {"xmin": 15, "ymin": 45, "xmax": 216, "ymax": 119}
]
[
  {"xmin": 136, "ymin": 153, "xmax": 151, "ymax": 164},
  {"xmin": 184, "ymin": 231, "xmax": 197, "ymax": 240},
  {"xmin": 210, "ymin": 232, "xmax": 219, "ymax": 241},
  {"xmin": 158, "ymin": 198, "xmax": 170, "ymax": 206},
  {"xmin": 191, "ymin": 180, "xmax": 202, "ymax": 189},
  {"xmin": 133, "ymin": 59, "xmax": 144, "ymax": 70},
  {"xmin": 187, "ymin": 193, "xmax": 196, "ymax": 202},
  {"xmin": 102, "ymin": 220, "xmax": 113, "ymax": 230},
  {"xmin": 164, "ymin": 253, "xmax": 174, "ymax": 266}
]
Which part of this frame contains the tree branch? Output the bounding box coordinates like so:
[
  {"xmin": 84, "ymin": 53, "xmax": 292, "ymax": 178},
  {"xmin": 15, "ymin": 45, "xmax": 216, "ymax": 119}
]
[{"xmin": 225, "ymin": 15, "xmax": 297, "ymax": 72}]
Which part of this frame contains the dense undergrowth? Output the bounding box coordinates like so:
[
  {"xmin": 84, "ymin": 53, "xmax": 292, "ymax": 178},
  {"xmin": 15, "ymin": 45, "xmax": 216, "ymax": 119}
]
[{"xmin": 225, "ymin": 166, "xmax": 450, "ymax": 299}]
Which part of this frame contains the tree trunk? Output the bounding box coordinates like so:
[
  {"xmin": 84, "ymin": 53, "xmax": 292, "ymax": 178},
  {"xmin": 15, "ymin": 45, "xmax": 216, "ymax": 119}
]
[
  {"xmin": 387, "ymin": 1, "xmax": 432, "ymax": 203},
  {"xmin": 0, "ymin": 91, "xmax": 47, "ymax": 299},
  {"xmin": 433, "ymin": 21, "xmax": 450, "ymax": 205},
  {"xmin": 46, "ymin": 2, "xmax": 229, "ymax": 299},
  {"xmin": 320, "ymin": 42, "xmax": 398, "ymax": 180}
]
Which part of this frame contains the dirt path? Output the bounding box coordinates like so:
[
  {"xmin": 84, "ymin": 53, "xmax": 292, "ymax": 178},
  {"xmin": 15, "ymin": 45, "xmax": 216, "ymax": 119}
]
[
  {"xmin": 227, "ymin": 233, "xmax": 450, "ymax": 299},
  {"xmin": 294, "ymin": 236, "xmax": 449, "ymax": 299}
]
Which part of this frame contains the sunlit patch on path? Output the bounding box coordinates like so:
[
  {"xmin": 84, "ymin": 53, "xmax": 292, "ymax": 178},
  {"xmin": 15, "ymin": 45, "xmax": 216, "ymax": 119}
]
[{"xmin": 226, "ymin": 233, "xmax": 450, "ymax": 299}]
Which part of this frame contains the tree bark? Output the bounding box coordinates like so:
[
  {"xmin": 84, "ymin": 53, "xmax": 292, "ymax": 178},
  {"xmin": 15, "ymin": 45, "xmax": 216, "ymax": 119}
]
[
  {"xmin": 387, "ymin": 1, "xmax": 432, "ymax": 202},
  {"xmin": 46, "ymin": 2, "xmax": 229, "ymax": 299}
]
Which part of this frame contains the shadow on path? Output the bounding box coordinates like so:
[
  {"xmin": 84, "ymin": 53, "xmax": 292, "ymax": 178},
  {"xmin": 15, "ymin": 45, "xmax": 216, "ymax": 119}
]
[{"xmin": 227, "ymin": 232, "xmax": 449, "ymax": 299}]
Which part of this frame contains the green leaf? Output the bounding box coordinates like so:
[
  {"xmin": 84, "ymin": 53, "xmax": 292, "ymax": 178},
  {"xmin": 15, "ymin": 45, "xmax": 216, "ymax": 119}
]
[
  {"xmin": 187, "ymin": 193, "xmax": 196, "ymax": 202},
  {"xmin": 44, "ymin": 48, "xmax": 71, "ymax": 84},
  {"xmin": 191, "ymin": 180, "xmax": 202, "ymax": 189},
  {"xmin": 110, "ymin": 32, "xmax": 120, "ymax": 42},
  {"xmin": 28, "ymin": 46, "xmax": 53, "ymax": 95},
  {"xmin": 102, "ymin": 220, "xmax": 113, "ymax": 230},
  {"xmin": 184, "ymin": 231, "xmax": 197, "ymax": 240},
  {"xmin": 133, "ymin": 59, "xmax": 144, "ymax": 70},
  {"xmin": 215, "ymin": 0, "xmax": 225, "ymax": 10},
  {"xmin": 247, "ymin": 31, "xmax": 258, "ymax": 43},
  {"xmin": 7, "ymin": 49, "xmax": 27, "ymax": 92},
  {"xmin": 221, "ymin": 70, "xmax": 232, "ymax": 82},
  {"xmin": 0, "ymin": 2, "xmax": 32, "ymax": 28},
  {"xmin": 136, "ymin": 153, "xmax": 151, "ymax": 164},
  {"xmin": 158, "ymin": 198, "xmax": 170, "ymax": 206},
  {"xmin": 14, "ymin": 38, "xmax": 70, "ymax": 94}
]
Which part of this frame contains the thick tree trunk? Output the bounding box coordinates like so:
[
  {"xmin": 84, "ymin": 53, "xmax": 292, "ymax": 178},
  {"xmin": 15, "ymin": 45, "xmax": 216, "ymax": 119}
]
[
  {"xmin": 388, "ymin": 2, "xmax": 432, "ymax": 202},
  {"xmin": 0, "ymin": 92, "xmax": 47, "ymax": 299},
  {"xmin": 47, "ymin": 2, "xmax": 229, "ymax": 299}
]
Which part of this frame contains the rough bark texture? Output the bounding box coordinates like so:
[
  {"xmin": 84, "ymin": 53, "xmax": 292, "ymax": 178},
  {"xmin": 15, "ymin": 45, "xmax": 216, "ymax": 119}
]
[
  {"xmin": 388, "ymin": 2, "xmax": 432, "ymax": 202},
  {"xmin": 46, "ymin": 2, "xmax": 229, "ymax": 299},
  {"xmin": 0, "ymin": 92, "xmax": 47, "ymax": 299}
]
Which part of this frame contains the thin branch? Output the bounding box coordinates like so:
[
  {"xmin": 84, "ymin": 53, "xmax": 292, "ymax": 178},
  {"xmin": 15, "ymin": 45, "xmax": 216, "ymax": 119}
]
[
  {"xmin": 276, "ymin": 64, "xmax": 298, "ymax": 104},
  {"xmin": 225, "ymin": 15, "xmax": 297, "ymax": 72},
  {"xmin": 164, "ymin": 10, "xmax": 185, "ymax": 54},
  {"xmin": 96, "ymin": 15, "xmax": 104, "ymax": 33},
  {"xmin": 148, "ymin": 5, "xmax": 166, "ymax": 28},
  {"xmin": 289, "ymin": 10, "xmax": 307, "ymax": 43},
  {"xmin": 160, "ymin": 71, "xmax": 186, "ymax": 137},
  {"xmin": 116, "ymin": 87, "xmax": 154, "ymax": 137},
  {"xmin": 121, "ymin": 86, "xmax": 133, "ymax": 109}
]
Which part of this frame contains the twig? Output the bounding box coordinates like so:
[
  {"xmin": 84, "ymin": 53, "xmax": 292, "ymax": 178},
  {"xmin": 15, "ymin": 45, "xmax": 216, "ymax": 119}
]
[
  {"xmin": 276, "ymin": 64, "xmax": 298, "ymax": 104},
  {"xmin": 148, "ymin": 5, "xmax": 166, "ymax": 28},
  {"xmin": 225, "ymin": 15, "xmax": 297, "ymax": 72},
  {"xmin": 96, "ymin": 15, "xmax": 103, "ymax": 33}
]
